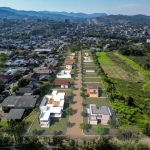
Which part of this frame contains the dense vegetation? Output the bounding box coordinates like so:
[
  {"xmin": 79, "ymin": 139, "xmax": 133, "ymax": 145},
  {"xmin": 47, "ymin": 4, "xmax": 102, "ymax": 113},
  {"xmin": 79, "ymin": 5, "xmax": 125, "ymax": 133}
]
[{"xmin": 92, "ymin": 51, "xmax": 150, "ymax": 131}]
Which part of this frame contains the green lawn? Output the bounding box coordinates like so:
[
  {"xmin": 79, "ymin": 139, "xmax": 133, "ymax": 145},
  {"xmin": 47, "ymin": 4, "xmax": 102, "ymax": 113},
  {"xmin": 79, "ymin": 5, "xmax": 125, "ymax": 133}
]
[
  {"xmin": 83, "ymin": 118, "xmax": 117, "ymax": 135},
  {"xmin": 28, "ymin": 103, "xmax": 69, "ymax": 135},
  {"xmin": 85, "ymin": 98, "xmax": 111, "ymax": 107},
  {"xmin": 84, "ymin": 63, "xmax": 95, "ymax": 66},
  {"xmin": 84, "ymin": 78, "xmax": 101, "ymax": 82},
  {"xmin": 96, "ymin": 52, "xmax": 114, "ymax": 66},
  {"xmin": 84, "ymin": 73, "xmax": 99, "ymax": 77}
]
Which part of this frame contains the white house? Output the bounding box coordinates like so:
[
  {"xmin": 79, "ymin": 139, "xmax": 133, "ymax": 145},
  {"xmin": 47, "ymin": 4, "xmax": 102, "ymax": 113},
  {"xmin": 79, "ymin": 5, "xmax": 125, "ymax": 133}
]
[
  {"xmin": 84, "ymin": 57, "xmax": 93, "ymax": 62},
  {"xmin": 147, "ymin": 39, "xmax": 150, "ymax": 43},
  {"xmin": 87, "ymin": 104, "xmax": 112, "ymax": 125},
  {"xmin": 39, "ymin": 91, "xmax": 65, "ymax": 128},
  {"xmin": 56, "ymin": 70, "xmax": 71, "ymax": 78}
]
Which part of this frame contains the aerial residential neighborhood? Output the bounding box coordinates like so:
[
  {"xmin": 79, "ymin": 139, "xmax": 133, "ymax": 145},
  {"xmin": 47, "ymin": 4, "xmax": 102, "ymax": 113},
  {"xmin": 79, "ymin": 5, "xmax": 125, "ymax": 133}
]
[{"xmin": 1, "ymin": 1, "xmax": 150, "ymax": 149}]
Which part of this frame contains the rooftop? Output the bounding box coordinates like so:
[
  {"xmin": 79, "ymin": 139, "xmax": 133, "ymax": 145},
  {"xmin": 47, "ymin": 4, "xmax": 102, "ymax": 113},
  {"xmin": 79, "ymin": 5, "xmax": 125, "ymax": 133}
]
[
  {"xmin": 2, "ymin": 95, "xmax": 39, "ymax": 108},
  {"xmin": 55, "ymin": 79, "xmax": 70, "ymax": 86},
  {"xmin": 90, "ymin": 104, "xmax": 112, "ymax": 116},
  {"xmin": 7, "ymin": 109, "xmax": 25, "ymax": 120}
]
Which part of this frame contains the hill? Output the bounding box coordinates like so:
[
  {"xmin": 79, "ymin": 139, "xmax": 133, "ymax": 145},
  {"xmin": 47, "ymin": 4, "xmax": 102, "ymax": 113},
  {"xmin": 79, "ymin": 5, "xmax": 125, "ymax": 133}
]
[{"xmin": 0, "ymin": 7, "xmax": 107, "ymax": 20}]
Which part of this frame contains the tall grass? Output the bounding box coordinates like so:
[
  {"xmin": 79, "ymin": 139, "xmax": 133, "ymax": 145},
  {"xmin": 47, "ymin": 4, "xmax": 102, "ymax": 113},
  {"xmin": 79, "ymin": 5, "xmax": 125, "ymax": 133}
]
[{"xmin": 117, "ymin": 53, "xmax": 150, "ymax": 78}]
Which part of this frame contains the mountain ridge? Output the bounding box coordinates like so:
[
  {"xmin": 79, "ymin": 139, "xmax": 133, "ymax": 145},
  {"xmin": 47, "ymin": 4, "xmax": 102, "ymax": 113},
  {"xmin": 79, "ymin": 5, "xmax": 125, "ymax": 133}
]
[{"xmin": 0, "ymin": 7, "xmax": 108, "ymax": 19}]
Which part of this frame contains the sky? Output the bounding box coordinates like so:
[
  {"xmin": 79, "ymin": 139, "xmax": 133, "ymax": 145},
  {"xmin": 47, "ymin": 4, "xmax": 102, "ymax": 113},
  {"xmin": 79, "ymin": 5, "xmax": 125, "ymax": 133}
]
[{"xmin": 0, "ymin": 0, "xmax": 150, "ymax": 15}]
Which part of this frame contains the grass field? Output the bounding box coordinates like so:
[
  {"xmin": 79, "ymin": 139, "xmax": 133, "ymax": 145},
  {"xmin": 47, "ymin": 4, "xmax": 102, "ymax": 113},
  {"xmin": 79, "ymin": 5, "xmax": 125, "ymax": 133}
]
[
  {"xmin": 84, "ymin": 63, "xmax": 95, "ymax": 66},
  {"xmin": 84, "ymin": 73, "xmax": 98, "ymax": 77},
  {"xmin": 96, "ymin": 52, "xmax": 145, "ymax": 81},
  {"xmin": 96, "ymin": 52, "xmax": 114, "ymax": 66},
  {"xmin": 116, "ymin": 53, "xmax": 150, "ymax": 78},
  {"xmin": 85, "ymin": 98, "xmax": 111, "ymax": 107},
  {"xmin": 84, "ymin": 78, "xmax": 101, "ymax": 82},
  {"xmin": 128, "ymin": 54, "xmax": 150, "ymax": 66},
  {"xmin": 107, "ymin": 52, "xmax": 145, "ymax": 81}
]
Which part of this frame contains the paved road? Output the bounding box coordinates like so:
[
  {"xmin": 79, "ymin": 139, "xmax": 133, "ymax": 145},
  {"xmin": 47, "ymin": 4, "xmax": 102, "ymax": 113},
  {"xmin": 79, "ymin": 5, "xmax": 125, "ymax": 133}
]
[{"xmin": 66, "ymin": 52, "xmax": 84, "ymax": 138}]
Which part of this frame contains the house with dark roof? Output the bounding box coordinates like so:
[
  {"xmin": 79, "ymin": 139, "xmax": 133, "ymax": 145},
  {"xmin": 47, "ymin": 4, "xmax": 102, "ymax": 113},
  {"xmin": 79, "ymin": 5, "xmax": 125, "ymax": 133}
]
[
  {"xmin": 7, "ymin": 109, "xmax": 26, "ymax": 121},
  {"xmin": 87, "ymin": 84, "xmax": 98, "ymax": 97},
  {"xmin": 16, "ymin": 81, "xmax": 39, "ymax": 95},
  {"xmin": 0, "ymin": 75, "xmax": 13, "ymax": 83},
  {"xmin": 2, "ymin": 95, "xmax": 39, "ymax": 112},
  {"xmin": 87, "ymin": 104, "xmax": 112, "ymax": 125},
  {"xmin": 54, "ymin": 79, "xmax": 70, "ymax": 88},
  {"xmin": 24, "ymin": 73, "xmax": 39, "ymax": 81}
]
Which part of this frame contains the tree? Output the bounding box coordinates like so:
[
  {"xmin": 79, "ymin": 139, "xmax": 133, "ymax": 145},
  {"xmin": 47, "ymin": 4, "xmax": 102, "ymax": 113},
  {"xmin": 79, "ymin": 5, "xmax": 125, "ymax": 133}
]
[
  {"xmin": 12, "ymin": 86, "xmax": 18, "ymax": 94},
  {"xmin": 94, "ymin": 127, "xmax": 106, "ymax": 135},
  {"xmin": 108, "ymin": 119, "xmax": 118, "ymax": 128},
  {"xmin": 66, "ymin": 108, "xmax": 73, "ymax": 116},
  {"xmin": 143, "ymin": 123, "xmax": 150, "ymax": 137},
  {"xmin": 80, "ymin": 123, "xmax": 88, "ymax": 131},
  {"xmin": 80, "ymin": 92, "xmax": 85, "ymax": 98},
  {"xmin": 13, "ymin": 71, "xmax": 23, "ymax": 80},
  {"xmin": 80, "ymin": 87, "xmax": 85, "ymax": 92},
  {"xmin": 117, "ymin": 127, "xmax": 139, "ymax": 142},
  {"xmin": 0, "ymin": 84, "xmax": 5, "ymax": 94},
  {"xmin": 33, "ymin": 89, "xmax": 41, "ymax": 95},
  {"xmin": 18, "ymin": 78, "xmax": 29, "ymax": 87},
  {"xmin": 81, "ymin": 112, "xmax": 87, "ymax": 117},
  {"xmin": 7, "ymin": 119, "xmax": 24, "ymax": 144}
]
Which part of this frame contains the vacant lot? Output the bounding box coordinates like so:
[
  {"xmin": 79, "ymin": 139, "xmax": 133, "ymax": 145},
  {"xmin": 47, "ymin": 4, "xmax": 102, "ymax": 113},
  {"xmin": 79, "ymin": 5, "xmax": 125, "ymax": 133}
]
[
  {"xmin": 116, "ymin": 53, "xmax": 150, "ymax": 78},
  {"xmin": 96, "ymin": 52, "xmax": 145, "ymax": 81},
  {"xmin": 84, "ymin": 63, "xmax": 95, "ymax": 66},
  {"xmin": 85, "ymin": 98, "xmax": 111, "ymax": 107},
  {"xmin": 128, "ymin": 54, "xmax": 150, "ymax": 66},
  {"xmin": 84, "ymin": 78, "xmax": 101, "ymax": 82},
  {"xmin": 84, "ymin": 73, "xmax": 99, "ymax": 77}
]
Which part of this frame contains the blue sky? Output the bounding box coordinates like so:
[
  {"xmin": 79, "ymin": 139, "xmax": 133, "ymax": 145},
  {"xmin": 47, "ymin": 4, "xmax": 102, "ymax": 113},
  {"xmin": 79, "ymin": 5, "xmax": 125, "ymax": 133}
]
[{"xmin": 0, "ymin": 0, "xmax": 150, "ymax": 15}]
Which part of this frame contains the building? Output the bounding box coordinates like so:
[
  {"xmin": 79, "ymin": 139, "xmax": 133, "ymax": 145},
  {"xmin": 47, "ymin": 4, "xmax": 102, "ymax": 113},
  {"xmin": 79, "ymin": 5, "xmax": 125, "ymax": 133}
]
[
  {"xmin": 147, "ymin": 39, "xmax": 150, "ymax": 43},
  {"xmin": 66, "ymin": 64, "xmax": 72, "ymax": 70},
  {"xmin": 85, "ymin": 67, "xmax": 95, "ymax": 73},
  {"xmin": 39, "ymin": 91, "xmax": 65, "ymax": 127},
  {"xmin": 84, "ymin": 57, "xmax": 93, "ymax": 62},
  {"xmin": 34, "ymin": 49, "xmax": 52, "ymax": 53},
  {"xmin": 85, "ymin": 53, "xmax": 89, "ymax": 56},
  {"xmin": 56, "ymin": 70, "xmax": 71, "ymax": 78},
  {"xmin": 34, "ymin": 68, "xmax": 52, "ymax": 75},
  {"xmin": 64, "ymin": 60, "xmax": 74, "ymax": 66},
  {"xmin": 7, "ymin": 109, "xmax": 26, "ymax": 121},
  {"xmin": 2, "ymin": 95, "xmax": 39, "ymax": 112},
  {"xmin": 54, "ymin": 79, "xmax": 70, "ymax": 88},
  {"xmin": 69, "ymin": 53, "xmax": 76, "ymax": 60},
  {"xmin": 87, "ymin": 84, "xmax": 98, "ymax": 98},
  {"xmin": 87, "ymin": 104, "xmax": 112, "ymax": 125},
  {"xmin": 0, "ymin": 75, "xmax": 13, "ymax": 83}
]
